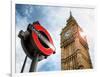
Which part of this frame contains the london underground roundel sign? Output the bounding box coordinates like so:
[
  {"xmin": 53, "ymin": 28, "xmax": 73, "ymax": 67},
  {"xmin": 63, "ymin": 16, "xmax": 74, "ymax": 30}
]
[{"xmin": 31, "ymin": 21, "xmax": 55, "ymax": 56}]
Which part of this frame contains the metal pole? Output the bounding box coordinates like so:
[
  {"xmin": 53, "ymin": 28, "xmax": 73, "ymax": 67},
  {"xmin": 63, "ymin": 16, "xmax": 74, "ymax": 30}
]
[
  {"xmin": 29, "ymin": 54, "xmax": 39, "ymax": 72},
  {"xmin": 21, "ymin": 55, "xmax": 27, "ymax": 73}
]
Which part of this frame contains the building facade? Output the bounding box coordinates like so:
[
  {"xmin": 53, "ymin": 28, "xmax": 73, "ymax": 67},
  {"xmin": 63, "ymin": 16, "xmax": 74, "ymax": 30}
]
[{"xmin": 60, "ymin": 12, "xmax": 93, "ymax": 70}]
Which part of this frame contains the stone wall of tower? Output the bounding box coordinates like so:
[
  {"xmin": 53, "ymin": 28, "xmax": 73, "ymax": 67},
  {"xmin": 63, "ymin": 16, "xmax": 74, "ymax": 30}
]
[{"xmin": 74, "ymin": 37, "xmax": 92, "ymax": 69}]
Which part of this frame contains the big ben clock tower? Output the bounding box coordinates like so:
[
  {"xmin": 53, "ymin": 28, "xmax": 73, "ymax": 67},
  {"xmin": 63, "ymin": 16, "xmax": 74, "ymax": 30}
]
[{"xmin": 60, "ymin": 11, "xmax": 92, "ymax": 70}]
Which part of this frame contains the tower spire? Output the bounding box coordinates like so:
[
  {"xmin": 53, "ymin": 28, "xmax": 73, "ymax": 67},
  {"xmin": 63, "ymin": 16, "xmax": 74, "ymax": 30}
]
[
  {"xmin": 70, "ymin": 10, "xmax": 72, "ymax": 18},
  {"xmin": 67, "ymin": 10, "xmax": 73, "ymax": 22}
]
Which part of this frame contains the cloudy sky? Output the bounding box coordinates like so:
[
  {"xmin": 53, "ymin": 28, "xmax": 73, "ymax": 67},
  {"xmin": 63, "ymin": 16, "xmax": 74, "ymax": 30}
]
[{"xmin": 15, "ymin": 4, "xmax": 95, "ymax": 73}]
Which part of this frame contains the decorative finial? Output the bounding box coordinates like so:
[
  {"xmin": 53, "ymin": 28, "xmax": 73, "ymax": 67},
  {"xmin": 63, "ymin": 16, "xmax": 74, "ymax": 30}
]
[{"xmin": 70, "ymin": 10, "xmax": 72, "ymax": 17}]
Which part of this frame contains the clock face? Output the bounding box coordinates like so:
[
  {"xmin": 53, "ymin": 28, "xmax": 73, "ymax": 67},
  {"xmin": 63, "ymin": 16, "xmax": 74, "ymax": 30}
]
[{"xmin": 64, "ymin": 30, "xmax": 71, "ymax": 37}]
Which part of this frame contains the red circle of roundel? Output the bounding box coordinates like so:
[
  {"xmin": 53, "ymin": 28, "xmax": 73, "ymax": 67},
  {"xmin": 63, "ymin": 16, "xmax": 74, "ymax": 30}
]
[{"xmin": 32, "ymin": 22, "xmax": 54, "ymax": 56}]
